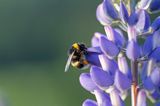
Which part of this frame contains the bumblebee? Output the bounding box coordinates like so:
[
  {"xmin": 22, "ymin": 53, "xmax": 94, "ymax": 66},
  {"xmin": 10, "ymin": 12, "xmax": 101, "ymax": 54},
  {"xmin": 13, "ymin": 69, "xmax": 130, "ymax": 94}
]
[{"xmin": 65, "ymin": 43, "xmax": 89, "ymax": 72}]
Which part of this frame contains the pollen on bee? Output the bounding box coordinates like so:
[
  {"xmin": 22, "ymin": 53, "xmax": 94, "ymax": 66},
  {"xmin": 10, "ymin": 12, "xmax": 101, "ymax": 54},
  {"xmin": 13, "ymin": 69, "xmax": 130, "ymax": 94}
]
[{"xmin": 72, "ymin": 43, "xmax": 79, "ymax": 50}]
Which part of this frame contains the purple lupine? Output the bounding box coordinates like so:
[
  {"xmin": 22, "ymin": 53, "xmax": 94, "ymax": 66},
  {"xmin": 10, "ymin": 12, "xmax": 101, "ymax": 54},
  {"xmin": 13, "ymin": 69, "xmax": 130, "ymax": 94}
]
[{"xmin": 66, "ymin": 0, "xmax": 160, "ymax": 105}]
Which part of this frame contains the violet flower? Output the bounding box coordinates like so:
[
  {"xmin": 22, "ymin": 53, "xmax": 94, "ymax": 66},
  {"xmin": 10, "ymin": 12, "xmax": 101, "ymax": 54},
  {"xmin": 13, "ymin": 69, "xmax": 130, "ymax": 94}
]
[{"xmin": 66, "ymin": 0, "xmax": 160, "ymax": 105}]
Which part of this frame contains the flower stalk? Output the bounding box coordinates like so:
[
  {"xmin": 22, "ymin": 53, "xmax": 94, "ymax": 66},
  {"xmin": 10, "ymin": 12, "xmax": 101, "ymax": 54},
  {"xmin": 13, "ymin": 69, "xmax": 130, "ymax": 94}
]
[{"xmin": 131, "ymin": 61, "xmax": 138, "ymax": 106}]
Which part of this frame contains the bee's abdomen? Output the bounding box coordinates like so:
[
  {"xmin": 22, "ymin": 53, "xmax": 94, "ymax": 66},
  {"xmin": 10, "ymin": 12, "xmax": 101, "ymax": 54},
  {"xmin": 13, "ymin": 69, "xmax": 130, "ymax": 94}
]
[
  {"xmin": 72, "ymin": 55, "xmax": 80, "ymax": 62},
  {"xmin": 71, "ymin": 60, "xmax": 89, "ymax": 69},
  {"xmin": 71, "ymin": 61, "xmax": 84, "ymax": 69},
  {"xmin": 77, "ymin": 63, "xmax": 84, "ymax": 69}
]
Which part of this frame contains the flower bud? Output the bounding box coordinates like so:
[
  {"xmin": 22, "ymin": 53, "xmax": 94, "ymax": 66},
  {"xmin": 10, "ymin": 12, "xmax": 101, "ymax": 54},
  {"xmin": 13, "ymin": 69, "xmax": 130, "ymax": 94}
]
[
  {"xmin": 151, "ymin": 16, "xmax": 160, "ymax": 32},
  {"xmin": 137, "ymin": 0, "xmax": 152, "ymax": 10},
  {"xmin": 136, "ymin": 10, "xmax": 150, "ymax": 33},
  {"xmin": 143, "ymin": 35, "xmax": 153, "ymax": 56},
  {"xmin": 149, "ymin": 47, "xmax": 160, "ymax": 62},
  {"xmin": 99, "ymin": 36, "xmax": 119, "ymax": 58},
  {"xmin": 126, "ymin": 40, "xmax": 140, "ymax": 61},
  {"xmin": 91, "ymin": 32, "xmax": 106, "ymax": 47},
  {"xmin": 150, "ymin": 67, "xmax": 160, "ymax": 86},
  {"xmin": 79, "ymin": 73, "xmax": 98, "ymax": 92},
  {"xmin": 137, "ymin": 89, "xmax": 147, "ymax": 106},
  {"xmin": 99, "ymin": 54, "xmax": 118, "ymax": 75},
  {"xmin": 119, "ymin": 1, "xmax": 129, "ymax": 23},
  {"xmin": 153, "ymin": 29, "xmax": 160, "ymax": 49},
  {"xmin": 149, "ymin": 0, "xmax": 160, "ymax": 13},
  {"xmin": 104, "ymin": 26, "xmax": 125, "ymax": 47},
  {"xmin": 85, "ymin": 52, "xmax": 101, "ymax": 67},
  {"xmin": 90, "ymin": 66, "xmax": 114, "ymax": 89},
  {"xmin": 103, "ymin": 0, "xmax": 119, "ymax": 20},
  {"xmin": 127, "ymin": 26, "xmax": 137, "ymax": 41},
  {"xmin": 118, "ymin": 53, "xmax": 130, "ymax": 76},
  {"xmin": 82, "ymin": 99, "xmax": 97, "ymax": 106},
  {"xmin": 94, "ymin": 89, "xmax": 112, "ymax": 106},
  {"xmin": 96, "ymin": 3, "xmax": 112, "ymax": 26},
  {"xmin": 114, "ymin": 70, "xmax": 131, "ymax": 92},
  {"xmin": 128, "ymin": 12, "xmax": 138, "ymax": 26},
  {"xmin": 143, "ymin": 77, "xmax": 155, "ymax": 91},
  {"xmin": 109, "ymin": 88, "xmax": 125, "ymax": 106}
]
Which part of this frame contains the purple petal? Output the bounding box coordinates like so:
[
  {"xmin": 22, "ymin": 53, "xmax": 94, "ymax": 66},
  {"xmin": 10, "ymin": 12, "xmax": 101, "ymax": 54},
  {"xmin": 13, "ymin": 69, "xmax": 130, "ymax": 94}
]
[
  {"xmin": 104, "ymin": 26, "xmax": 115, "ymax": 42},
  {"xmin": 104, "ymin": 26, "xmax": 125, "ymax": 47},
  {"xmin": 151, "ymin": 16, "xmax": 160, "ymax": 32},
  {"xmin": 155, "ymin": 102, "xmax": 160, "ymax": 106},
  {"xmin": 94, "ymin": 90, "xmax": 112, "ymax": 106},
  {"xmin": 96, "ymin": 3, "xmax": 112, "ymax": 26},
  {"xmin": 126, "ymin": 40, "xmax": 140, "ymax": 61},
  {"xmin": 79, "ymin": 73, "xmax": 98, "ymax": 92},
  {"xmin": 91, "ymin": 33, "xmax": 100, "ymax": 47},
  {"xmin": 150, "ymin": 67, "xmax": 160, "ymax": 86},
  {"xmin": 103, "ymin": 0, "xmax": 118, "ymax": 20},
  {"xmin": 85, "ymin": 52, "xmax": 101, "ymax": 67},
  {"xmin": 143, "ymin": 35, "xmax": 153, "ymax": 56},
  {"xmin": 143, "ymin": 77, "xmax": 155, "ymax": 91},
  {"xmin": 114, "ymin": 70, "xmax": 131, "ymax": 91},
  {"xmin": 119, "ymin": 1, "xmax": 129, "ymax": 23},
  {"xmin": 118, "ymin": 53, "xmax": 130, "ymax": 76},
  {"xmin": 82, "ymin": 99, "xmax": 97, "ymax": 106},
  {"xmin": 143, "ymin": 59, "xmax": 155, "ymax": 78},
  {"xmin": 149, "ymin": 0, "xmax": 160, "ymax": 12},
  {"xmin": 153, "ymin": 29, "xmax": 160, "ymax": 49},
  {"xmin": 136, "ymin": 10, "xmax": 150, "ymax": 33},
  {"xmin": 114, "ymin": 29, "xmax": 125, "ymax": 47},
  {"xmin": 99, "ymin": 54, "xmax": 118, "ymax": 75},
  {"xmin": 99, "ymin": 36, "xmax": 119, "ymax": 58},
  {"xmin": 150, "ymin": 89, "xmax": 160, "ymax": 101},
  {"xmin": 127, "ymin": 26, "xmax": 137, "ymax": 41},
  {"xmin": 137, "ymin": 89, "xmax": 147, "ymax": 106},
  {"xmin": 137, "ymin": 0, "xmax": 152, "ymax": 9},
  {"xmin": 141, "ymin": 62, "xmax": 148, "ymax": 81},
  {"xmin": 90, "ymin": 66, "xmax": 114, "ymax": 89},
  {"xmin": 110, "ymin": 88, "xmax": 125, "ymax": 106},
  {"xmin": 128, "ymin": 11, "xmax": 138, "ymax": 26},
  {"xmin": 91, "ymin": 32, "xmax": 107, "ymax": 47},
  {"xmin": 149, "ymin": 47, "xmax": 160, "ymax": 62},
  {"xmin": 87, "ymin": 47, "xmax": 102, "ymax": 54}
]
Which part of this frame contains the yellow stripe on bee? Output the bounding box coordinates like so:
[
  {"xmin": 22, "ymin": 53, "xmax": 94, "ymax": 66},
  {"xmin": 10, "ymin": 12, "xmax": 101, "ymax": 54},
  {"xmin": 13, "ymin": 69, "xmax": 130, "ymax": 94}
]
[
  {"xmin": 71, "ymin": 61, "xmax": 79, "ymax": 67},
  {"xmin": 72, "ymin": 43, "xmax": 79, "ymax": 50}
]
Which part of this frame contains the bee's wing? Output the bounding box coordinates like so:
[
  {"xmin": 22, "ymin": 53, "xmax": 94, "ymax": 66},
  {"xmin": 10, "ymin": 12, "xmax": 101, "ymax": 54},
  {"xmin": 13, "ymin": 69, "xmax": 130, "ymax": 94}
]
[{"xmin": 65, "ymin": 51, "xmax": 75, "ymax": 72}]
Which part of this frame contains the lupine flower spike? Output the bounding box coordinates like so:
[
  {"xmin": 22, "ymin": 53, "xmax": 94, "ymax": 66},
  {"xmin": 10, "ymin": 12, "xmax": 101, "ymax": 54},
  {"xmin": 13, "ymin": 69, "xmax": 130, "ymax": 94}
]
[{"xmin": 65, "ymin": 0, "xmax": 160, "ymax": 106}]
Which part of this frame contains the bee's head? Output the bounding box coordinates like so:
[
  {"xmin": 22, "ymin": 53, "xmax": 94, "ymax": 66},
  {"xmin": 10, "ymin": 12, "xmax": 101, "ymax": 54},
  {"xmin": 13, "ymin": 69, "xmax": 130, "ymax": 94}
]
[
  {"xmin": 72, "ymin": 43, "xmax": 87, "ymax": 50},
  {"xmin": 67, "ymin": 43, "xmax": 79, "ymax": 55},
  {"xmin": 68, "ymin": 43, "xmax": 87, "ymax": 55}
]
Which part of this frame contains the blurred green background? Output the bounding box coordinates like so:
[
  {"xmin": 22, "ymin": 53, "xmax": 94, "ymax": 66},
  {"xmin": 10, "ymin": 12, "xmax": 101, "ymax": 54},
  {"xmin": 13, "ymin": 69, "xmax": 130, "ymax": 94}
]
[{"xmin": 0, "ymin": 0, "xmax": 105, "ymax": 106}]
